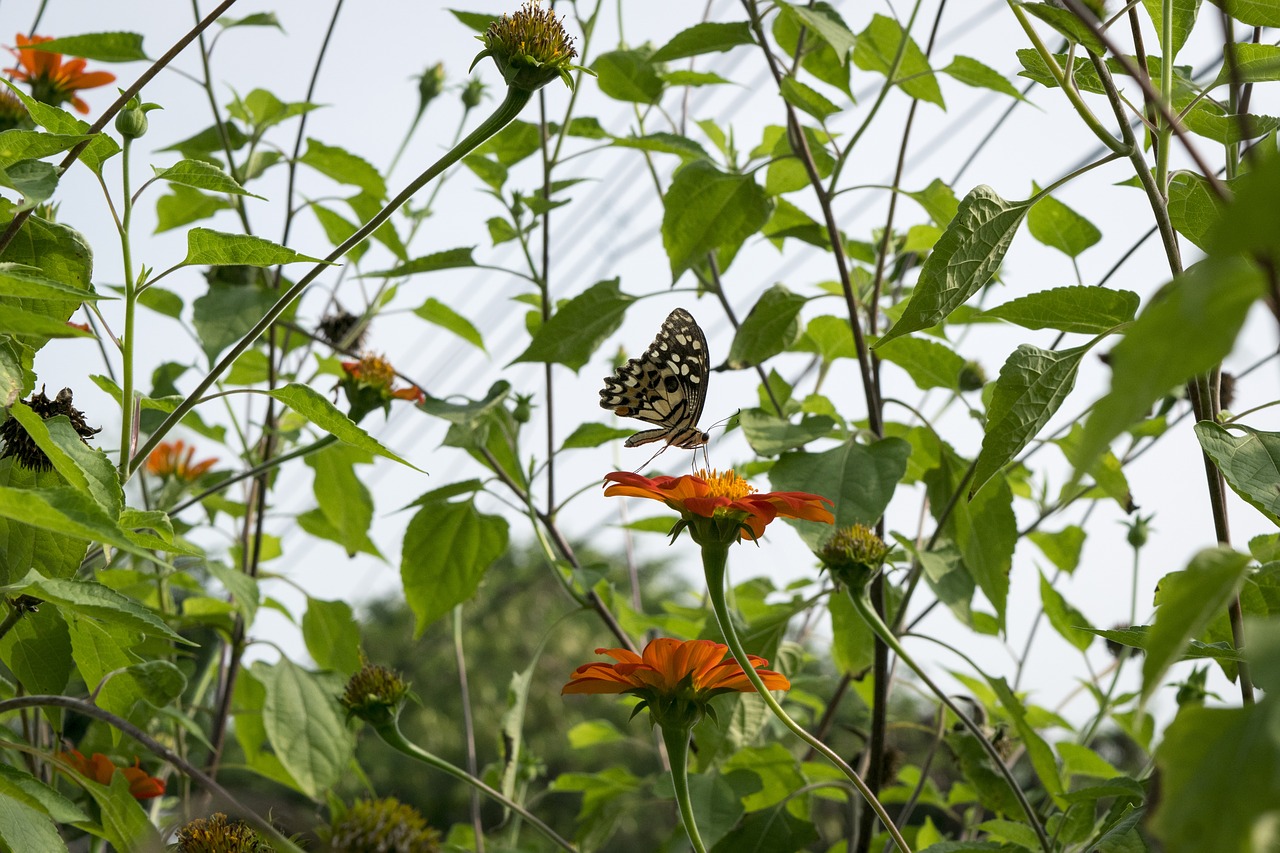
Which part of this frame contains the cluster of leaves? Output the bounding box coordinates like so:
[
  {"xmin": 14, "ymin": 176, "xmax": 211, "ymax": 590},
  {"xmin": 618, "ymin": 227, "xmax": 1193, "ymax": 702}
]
[{"xmin": 0, "ymin": 1, "xmax": 1279, "ymax": 852}]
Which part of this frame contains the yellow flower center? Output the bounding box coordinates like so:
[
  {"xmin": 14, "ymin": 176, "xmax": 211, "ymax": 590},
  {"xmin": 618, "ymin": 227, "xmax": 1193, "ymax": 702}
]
[
  {"xmin": 696, "ymin": 468, "xmax": 755, "ymax": 500},
  {"xmin": 354, "ymin": 354, "xmax": 396, "ymax": 390}
]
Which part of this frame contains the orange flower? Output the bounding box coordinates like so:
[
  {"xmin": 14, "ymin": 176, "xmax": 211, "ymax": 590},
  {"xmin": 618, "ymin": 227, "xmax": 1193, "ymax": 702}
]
[
  {"xmin": 57, "ymin": 750, "xmax": 166, "ymax": 800},
  {"xmin": 340, "ymin": 353, "xmax": 424, "ymax": 404},
  {"xmin": 603, "ymin": 468, "xmax": 833, "ymax": 541},
  {"xmin": 5, "ymin": 34, "xmax": 115, "ymax": 114},
  {"xmin": 563, "ymin": 638, "xmax": 789, "ymax": 728},
  {"xmin": 146, "ymin": 439, "xmax": 216, "ymax": 481}
]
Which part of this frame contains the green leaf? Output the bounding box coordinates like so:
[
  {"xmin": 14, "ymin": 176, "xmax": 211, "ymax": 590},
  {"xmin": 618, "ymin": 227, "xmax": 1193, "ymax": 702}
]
[
  {"xmin": 181, "ymin": 228, "xmax": 325, "ymax": 267},
  {"xmin": 0, "ymin": 303, "xmax": 93, "ymax": 340},
  {"xmin": 1208, "ymin": 145, "xmax": 1280, "ymax": 260},
  {"xmin": 726, "ymin": 284, "xmax": 807, "ymax": 369},
  {"xmin": 0, "ymin": 605, "xmax": 72, "ymax": 697},
  {"xmin": 709, "ymin": 802, "xmax": 818, "ymax": 853},
  {"xmin": 7, "ymin": 404, "xmax": 121, "ymax": 516},
  {"xmin": 1016, "ymin": 48, "xmax": 1105, "ymax": 94},
  {"xmin": 1153, "ymin": 702, "xmax": 1280, "ymax": 852},
  {"xmin": 0, "ymin": 211, "xmax": 93, "ymax": 352},
  {"xmin": 299, "ymin": 444, "xmax": 381, "ymax": 559},
  {"xmin": 828, "ymin": 591, "xmax": 873, "ymax": 674},
  {"xmin": 366, "ymin": 247, "xmax": 476, "ymax": 278},
  {"xmin": 971, "ymin": 344, "xmax": 1088, "ymax": 496},
  {"xmin": 769, "ymin": 438, "xmax": 909, "ymax": 548},
  {"xmin": 401, "ymin": 500, "xmax": 509, "ymax": 636},
  {"xmin": 299, "ymin": 138, "xmax": 385, "ymax": 198},
  {"xmin": 989, "ymin": 677, "xmax": 1065, "ymax": 800},
  {"xmin": 1084, "ymin": 626, "xmax": 1245, "ymax": 662},
  {"xmin": 267, "ymin": 384, "xmax": 419, "ymax": 469},
  {"xmin": 0, "ymin": 484, "xmax": 159, "ymax": 566},
  {"xmin": 1195, "ymin": 422, "xmax": 1280, "ymax": 525},
  {"xmin": 23, "ymin": 32, "xmax": 147, "ymax": 61},
  {"xmin": 1039, "ymin": 571, "xmax": 1094, "ymax": 650},
  {"xmin": 1, "ymin": 573, "xmax": 186, "ymax": 643},
  {"xmin": 1074, "ymin": 257, "xmax": 1263, "ymax": 478},
  {"xmin": 740, "ymin": 409, "xmax": 836, "ymax": 457},
  {"xmin": 1207, "ymin": 0, "xmax": 1280, "ymax": 26},
  {"xmin": 593, "ymin": 49, "xmax": 664, "ymax": 104},
  {"xmin": 942, "ymin": 56, "xmax": 1028, "ymax": 101},
  {"xmin": 907, "ymin": 177, "xmax": 961, "ymax": 227},
  {"xmin": 219, "ymin": 12, "xmax": 284, "ymax": 29},
  {"xmin": 1028, "ymin": 525, "xmax": 1085, "ymax": 573},
  {"xmin": 662, "ymin": 70, "xmax": 732, "ymax": 87},
  {"xmin": 155, "ymin": 184, "xmax": 231, "ymax": 232},
  {"xmin": 878, "ymin": 186, "xmax": 1031, "ymax": 345},
  {"xmin": 152, "ymin": 159, "xmax": 262, "ymax": 197},
  {"xmin": 779, "ymin": 77, "xmax": 841, "ymax": 119},
  {"xmin": 561, "ymin": 422, "xmax": 635, "ymax": 450},
  {"xmin": 0, "ymin": 159, "xmax": 58, "ymax": 211},
  {"xmin": 511, "ymin": 279, "xmax": 634, "ymax": 371},
  {"xmin": 983, "ymin": 285, "xmax": 1139, "ymax": 333},
  {"xmin": 650, "ymin": 21, "xmax": 754, "ymax": 62},
  {"xmin": 852, "ymin": 14, "xmax": 944, "ymax": 107},
  {"xmin": 0, "ymin": 83, "xmax": 118, "ymax": 174},
  {"xmin": 876, "ymin": 335, "xmax": 967, "ymax": 392},
  {"xmin": 302, "ymin": 598, "xmax": 362, "ymax": 675},
  {"xmin": 1144, "ymin": 547, "xmax": 1252, "ymax": 701},
  {"xmin": 257, "ymin": 658, "xmax": 354, "ymax": 798},
  {"xmin": 1143, "ymin": 0, "xmax": 1203, "ymax": 58},
  {"xmin": 190, "ymin": 284, "xmax": 276, "ymax": 362},
  {"xmin": 1213, "ymin": 42, "xmax": 1280, "ymax": 87},
  {"xmin": 784, "ymin": 2, "xmax": 857, "ymax": 63},
  {"xmin": 611, "ymin": 132, "xmax": 711, "ymax": 162},
  {"xmin": 662, "ymin": 161, "xmax": 773, "ymax": 279},
  {"xmin": 1018, "ymin": 2, "xmax": 1106, "ymax": 53},
  {"xmin": 77, "ymin": 775, "xmax": 160, "ymax": 853},
  {"xmin": 1028, "ymin": 185, "xmax": 1101, "ymax": 257},
  {"xmin": 0, "ymin": 131, "xmax": 92, "ymax": 169},
  {"xmin": 413, "ymin": 297, "xmax": 484, "ymax": 351},
  {"xmin": 1182, "ymin": 101, "xmax": 1279, "ymax": 144}
]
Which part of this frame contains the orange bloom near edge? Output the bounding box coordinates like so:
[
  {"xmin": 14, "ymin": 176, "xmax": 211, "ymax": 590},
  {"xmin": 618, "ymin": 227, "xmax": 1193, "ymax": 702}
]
[
  {"xmin": 563, "ymin": 638, "xmax": 790, "ymax": 698},
  {"xmin": 5, "ymin": 34, "xmax": 115, "ymax": 114},
  {"xmin": 603, "ymin": 469, "xmax": 833, "ymax": 541},
  {"xmin": 57, "ymin": 749, "xmax": 166, "ymax": 800}
]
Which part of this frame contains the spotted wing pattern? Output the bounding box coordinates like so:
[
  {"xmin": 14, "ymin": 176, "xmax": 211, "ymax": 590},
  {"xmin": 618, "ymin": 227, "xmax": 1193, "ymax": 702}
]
[{"xmin": 600, "ymin": 308, "xmax": 710, "ymax": 449}]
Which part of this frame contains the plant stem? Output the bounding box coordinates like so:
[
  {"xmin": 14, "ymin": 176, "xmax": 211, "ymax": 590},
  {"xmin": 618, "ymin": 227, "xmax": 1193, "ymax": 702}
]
[
  {"xmin": 845, "ymin": 583, "xmax": 1052, "ymax": 853},
  {"xmin": 662, "ymin": 724, "xmax": 708, "ymax": 853},
  {"xmin": 118, "ymin": 137, "xmax": 138, "ymax": 476},
  {"xmin": 373, "ymin": 720, "xmax": 577, "ymax": 852},
  {"xmin": 130, "ymin": 84, "xmax": 534, "ymax": 476},
  {"xmin": 699, "ymin": 541, "xmax": 912, "ymax": 853}
]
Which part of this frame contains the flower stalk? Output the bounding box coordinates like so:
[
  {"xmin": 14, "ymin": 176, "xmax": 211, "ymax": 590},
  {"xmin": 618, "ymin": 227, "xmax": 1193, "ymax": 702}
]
[
  {"xmin": 662, "ymin": 724, "xmax": 708, "ymax": 853},
  {"xmin": 700, "ymin": 542, "xmax": 912, "ymax": 853}
]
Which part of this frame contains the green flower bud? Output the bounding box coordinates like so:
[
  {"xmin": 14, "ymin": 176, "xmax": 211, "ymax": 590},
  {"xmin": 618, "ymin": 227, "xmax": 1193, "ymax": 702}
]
[
  {"xmin": 417, "ymin": 62, "xmax": 446, "ymax": 111},
  {"xmin": 512, "ymin": 393, "xmax": 533, "ymax": 423},
  {"xmin": 470, "ymin": 1, "xmax": 581, "ymax": 93},
  {"xmin": 114, "ymin": 94, "xmax": 161, "ymax": 139},
  {"xmin": 1123, "ymin": 513, "xmax": 1153, "ymax": 549},
  {"xmin": 958, "ymin": 360, "xmax": 986, "ymax": 392},
  {"xmin": 461, "ymin": 78, "xmax": 487, "ymax": 109},
  {"xmin": 819, "ymin": 524, "xmax": 890, "ymax": 590},
  {"xmin": 340, "ymin": 662, "xmax": 410, "ymax": 727}
]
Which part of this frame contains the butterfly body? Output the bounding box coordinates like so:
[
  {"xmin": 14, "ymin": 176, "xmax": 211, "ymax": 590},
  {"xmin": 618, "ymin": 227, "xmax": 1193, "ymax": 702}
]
[{"xmin": 601, "ymin": 308, "xmax": 710, "ymax": 450}]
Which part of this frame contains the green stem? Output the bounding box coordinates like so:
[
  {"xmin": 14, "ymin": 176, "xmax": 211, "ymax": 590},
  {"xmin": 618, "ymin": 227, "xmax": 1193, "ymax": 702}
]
[
  {"xmin": 129, "ymin": 84, "xmax": 534, "ymax": 477},
  {"xmin": 1156, "ymin": 0, "xmax": 1174, "ymax": 192},
  {"xmin": 372, "ymin": 720, "xmax": 576, "ymax": 852},
  {"xmin": 699, "ymin": 541, "xmax": 912, "ymax": 853},
  {"xmin": 118, "ymin": 137, "xmax": 137, "ymax": 477},
  {"xmin": 844, "ymin": 583, "xmax": 1051, "ymax": 853},
  {"xmin": 662, "ymin": 724, "xmax": 708, "ymax": 853}
]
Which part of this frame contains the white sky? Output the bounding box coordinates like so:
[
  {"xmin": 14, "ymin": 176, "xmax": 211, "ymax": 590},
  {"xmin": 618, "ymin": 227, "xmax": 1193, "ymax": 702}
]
[{"xmin": 8, "ymin": 0, "xmax": 1277, "ymax": 730}]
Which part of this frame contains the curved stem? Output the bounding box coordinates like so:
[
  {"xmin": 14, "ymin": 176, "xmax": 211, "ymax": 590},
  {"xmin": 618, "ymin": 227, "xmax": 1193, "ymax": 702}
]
[
  {"xmin": 845, "ymin": 583, "xmax": 1051, "ymax": 853},
  {"xmin": 699, "ymin": 541, "xmax": 911, "ymax": 853},
  {"xmin": 662, "ymin": 724, "xmax": 708, "ymax": 853},
  {"xmin": 130, "ymin": 84, "xmax": 534, "ymax": 475},
  {"xmin": 372, "ymin": 719, "xmax": 577, "ymax": 853}
]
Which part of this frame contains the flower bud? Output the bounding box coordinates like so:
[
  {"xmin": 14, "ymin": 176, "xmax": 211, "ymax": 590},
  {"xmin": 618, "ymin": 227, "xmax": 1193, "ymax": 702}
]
[
  {"xmin": 819, "ymin": 524, "xmax": 890, "ymax": 590},
  {"xmin": 958, "ymin": 360, "xmax": 986, "ymax": 392},
  {"xmin": 1123, "ymin": 513, "xmax": 1153, "ymax": 549},
  {"xmin": 340, "ymin": 662, "xmax": 409, "ymax": 727},
  {"xmin": 461, "ymin": 78, "xmax": 486, "ymax": 109},
  {"xmin": 417, "ymin": 62, "xmax": 446, "ymax": 111},
  {"xmin": 114, "ymin": 94, "xmax": 161, "ymax": 139}
]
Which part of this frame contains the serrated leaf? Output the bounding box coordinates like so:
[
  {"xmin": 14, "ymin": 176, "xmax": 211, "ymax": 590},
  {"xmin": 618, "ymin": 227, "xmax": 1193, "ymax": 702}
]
[
  {"xmin": 302, "ymin": 598, "xmax": 361, "ymax": 674},
  {"xmin": 1212, "ymin": 42, "xmax": 1280, "ymax": 87},
  {"xmin": 785, "ymin": 2, "xmax": 857, "ymax": 64},
  {"xmin": 1, "ymin": 572, "xmax": 186, "ymax": 643},
  {"xmin": 612, "ymin": 132, "xmax": 712, "ymax": 162},
  {"xmin": 972, "ymin": 344, "xmax": 1088, "ymax": 495},
  {"xmin": 984, "ymin": 285, "xmax": 1139, "ymax": 333},
  {"xmin": 511, "ymin": 279, "xmax": 634, "ymax": 371},
  {"xmin": 257, "ymin": 658, "xmax": 354, "ymax": 798},
  {"xmin": 1143, "ymin": 0, "xmax": 1203, "ymax": 59},
  {"xmin": 155, "ymin": 184, "xmax": 231, "ymax": 232},
  {"xmin": 1085, "ymin": 626, "xmax": 1246, "ymax": 662},
  {"xmin": 726, "ymin": 284, "xmax": 807, "ymax": 369},
  {"xmin": 401, "ymin": 500, "xmax": 508, "ymax": 636},
  {"xmin": 1206, "ymin": 0, "xmax": 1280, "ymax": 26},
  {"xmin": 662, "ymin": 160, "xmax": 773, "ymax": 279},
  {"xmin": 152, "ymin": 159, "xmax": 262, "ymax": 197},
  {"xmin": 413, "ymin": 297, "xmax": 484, "ymax": 351},
  {"xmin": 942, "ymin": 55, "xmax": 1027, "ymax": 100},
  {"xmin": 1039, "ymin": 571, "xmax": 1093, "ymax": 650},
  {"xmin": 650, "ymin": 21, "xmax": 754, "ymax": 62},
  {"xmin": 0, "ymin": 83, "xmax": 118, "ymax": 174},
  {"xmin": 779, "ymin": 77, "xmax": 840, "ymax": 119},
  {"xmin": 876, "ymin": 335, "xmax": 967, "ymax": 391},
  {"xmin": 879, "ymin": 186, "xmax": 1031, "ymax": 344},
  {"xmin": 181, "ymin": 228, "xmax": 325, "ymax": 267},
  {"xmin": 1144, "ymin": 548, "xmax": 1252, "ymax": 701},
  {"xmin": 1028, "ymin": 525, "xmax": 1085, "ymax": 573},
  {"xmin": 267, "ymin": 384, "xmax": 419, "ymax": 470},
  {"xmin": 365, "ymin": 247, "xmax": 476, "ymax": 277},
  {"xmin": 740, "ymin": 410, "xmax": 836, "ymax": 456},
  {"xmin": 1074, "ymin": 257, "xmax": 1263, "ymax": 478},
  {"xmin": 852, "ymin": 14, "xmax": 944, "ymax": 106},
  {"xmin": 1018, "ymin": 2, "xmax": 1106, "ymax": 53},
  {"xmin": 0, "ymin": 131, "xmax": 92, "ymax": 169},
  {"xmin": 299, "ymin": 138, "xmax": 385, "ymax": 197},
  {"xmin": 1195, "ymin": 422, "xmax": 1280, "ymax": 525}
]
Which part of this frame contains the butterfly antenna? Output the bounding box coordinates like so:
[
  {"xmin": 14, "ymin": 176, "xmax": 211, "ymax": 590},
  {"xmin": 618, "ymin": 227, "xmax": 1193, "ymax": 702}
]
[{"xmin": 707, "ymin": 409, "xmax": 741, "ymax": 434}]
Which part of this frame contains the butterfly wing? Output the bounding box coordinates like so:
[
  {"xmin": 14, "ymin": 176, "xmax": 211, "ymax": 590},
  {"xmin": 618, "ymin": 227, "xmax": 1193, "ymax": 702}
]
[{"xmin": 599, "ymin": 308, "xmax": 710, "ymax": 448}]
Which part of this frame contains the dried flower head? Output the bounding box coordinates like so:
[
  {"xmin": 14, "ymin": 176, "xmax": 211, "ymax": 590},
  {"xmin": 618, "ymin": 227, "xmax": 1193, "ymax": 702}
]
[
  {"xmin": 0, "ymin": 88, "xmax": 30, "ymax": 131},
  {"xmin": 471, "ymin": 1, "xmax": 582, "ymax": 92},
  {"xmin": 0, "ymin": 386, "xmax": 101, "ymax": 472},
  {"xmin": 326, "ymin": 797, "xmax": 442, "ymax": 853},
  {"xmin": 318, "ymin": 308, "xmax": 367, "ymax": 350},
  {"xmin": 176, "ymin": 813, "xmax": 272, "ymax": 853},
  {"xmin": 341, "ymin": 662, "xmax": 410, "ymax": 727}
]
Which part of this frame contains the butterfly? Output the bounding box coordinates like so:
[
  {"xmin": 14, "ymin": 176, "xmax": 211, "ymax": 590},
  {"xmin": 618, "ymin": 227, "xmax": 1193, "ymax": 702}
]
[{"xmin": 600, "ymin": 308, "xmax": 711, "ymax": 450}]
